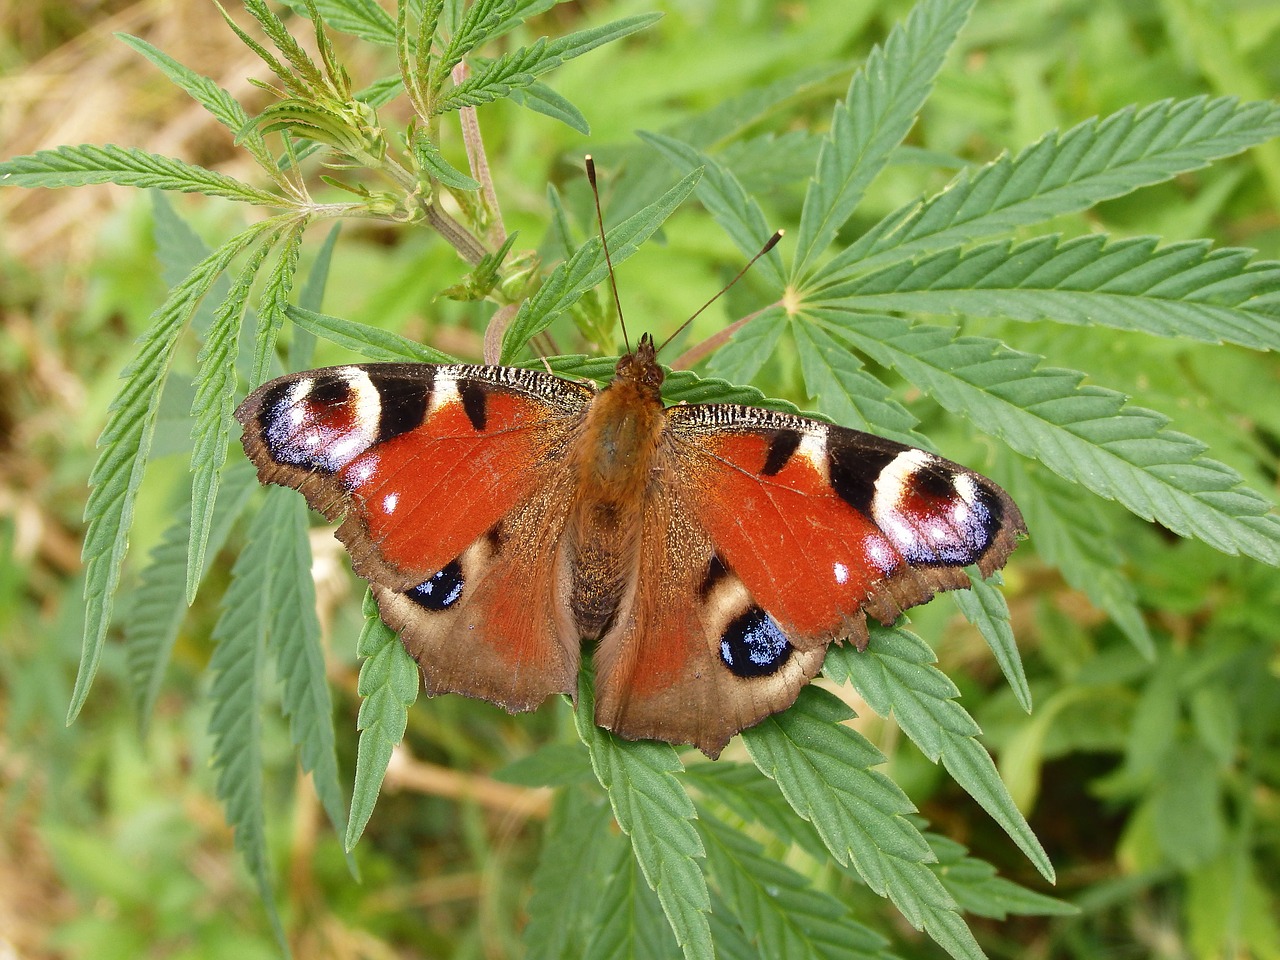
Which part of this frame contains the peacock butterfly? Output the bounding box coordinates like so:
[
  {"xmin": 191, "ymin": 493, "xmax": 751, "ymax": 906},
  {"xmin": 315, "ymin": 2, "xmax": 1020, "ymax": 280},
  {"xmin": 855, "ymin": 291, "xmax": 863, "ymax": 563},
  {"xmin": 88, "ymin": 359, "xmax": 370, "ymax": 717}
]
[{"xmin": 234, "ymin": 174, "xmax": 1025, "ymax": 758}]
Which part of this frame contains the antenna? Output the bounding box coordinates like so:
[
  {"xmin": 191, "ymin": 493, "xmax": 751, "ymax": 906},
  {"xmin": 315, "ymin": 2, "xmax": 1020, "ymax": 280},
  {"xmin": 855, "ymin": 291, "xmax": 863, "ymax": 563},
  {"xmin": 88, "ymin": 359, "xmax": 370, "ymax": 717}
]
[
  {"xmin": 585, "ymin": 156, "xmax": 631, "ymax": 355},
  {"xmin": 655, "ymin": 229, "xmax": 784, "ymax": 356}
]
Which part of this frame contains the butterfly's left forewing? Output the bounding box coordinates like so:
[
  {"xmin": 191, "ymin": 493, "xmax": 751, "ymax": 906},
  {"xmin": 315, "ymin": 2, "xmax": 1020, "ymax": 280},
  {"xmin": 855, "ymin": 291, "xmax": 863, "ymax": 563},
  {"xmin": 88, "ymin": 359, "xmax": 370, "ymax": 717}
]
[{"xmin": 236, "ymin": 363, "xmax": 594, "ymax": 711}]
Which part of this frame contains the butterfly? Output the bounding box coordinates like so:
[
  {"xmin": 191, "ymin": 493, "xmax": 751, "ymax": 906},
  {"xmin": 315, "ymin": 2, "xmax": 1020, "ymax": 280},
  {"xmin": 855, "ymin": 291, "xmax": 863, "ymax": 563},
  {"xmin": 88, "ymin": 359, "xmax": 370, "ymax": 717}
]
[{"xmin": 235, "ymin": 329, "xmax": 1025, "ymax": 758}]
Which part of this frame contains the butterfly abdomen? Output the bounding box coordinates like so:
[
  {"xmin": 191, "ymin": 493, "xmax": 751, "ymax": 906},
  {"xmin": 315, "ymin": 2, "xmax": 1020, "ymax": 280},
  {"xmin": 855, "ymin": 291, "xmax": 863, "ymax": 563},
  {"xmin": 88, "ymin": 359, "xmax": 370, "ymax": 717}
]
[{"xmin": 563, "ymin": 371, "xmax": 667, "ymax": 638}]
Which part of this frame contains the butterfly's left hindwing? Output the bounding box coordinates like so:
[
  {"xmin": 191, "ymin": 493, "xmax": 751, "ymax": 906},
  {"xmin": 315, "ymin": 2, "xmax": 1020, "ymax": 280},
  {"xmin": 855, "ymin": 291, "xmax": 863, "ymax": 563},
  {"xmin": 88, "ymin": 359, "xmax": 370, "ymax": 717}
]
[{"xmin": 236, "ymin": 363, "xmax": 594, "ymax": 711}]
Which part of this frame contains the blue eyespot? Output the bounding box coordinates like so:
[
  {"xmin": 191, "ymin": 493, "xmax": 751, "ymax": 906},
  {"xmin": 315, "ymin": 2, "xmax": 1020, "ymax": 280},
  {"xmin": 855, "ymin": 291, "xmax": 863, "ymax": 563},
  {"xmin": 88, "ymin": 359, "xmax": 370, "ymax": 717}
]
[
  {"xmin": 719, "ymin": 607, "xmax": 792, "ymax": 677},
  {"xmin": 408, "ymin": 560, "xmax": 464, "ymax": 610}
]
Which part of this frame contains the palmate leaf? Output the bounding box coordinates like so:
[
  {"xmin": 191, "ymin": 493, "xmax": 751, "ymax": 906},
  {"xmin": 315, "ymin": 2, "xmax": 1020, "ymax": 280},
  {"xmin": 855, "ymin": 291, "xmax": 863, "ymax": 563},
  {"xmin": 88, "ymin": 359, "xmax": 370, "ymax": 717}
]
[
  {"xmin": 346, "ymin": 592, "xmax": 418, "ymax": 850},
  {"xmin": 70, "ymin": 218, "xmax": 288, "ymax": 723},
  {"xmin": 573, "ymin": 671, "xmax": 713, "ymax": 960},
  {"xmin": 790, "ymin": 0, "xmax": 974, "ymax": 282},
  {"xmin": 282, "ymin": 0, "xmax": 396, "ymax": 45},
  {"xmin": 434, "ymin": 13, "xmax": 660, "ymax": 114},
  {"xmin": 815, "ymin": 234, "xmax": 1280, "ymax": 352},
  {"xmin": 526, "ymin": 785, "xmax": 623, "ymax": 960},
  {"xmin": 817, "ymin": 310, "xmax": 1280, "ymax": 564},
  {"xmin": 824, "ymin": 628, "xmax": 1052, "ymax": 882},
  {"xmin": 996, "ymin": 461, "xmax": 1154, "ymax": 654},
  {"xmin": 639, "ymin": 131, "xmax": 785, "ymax": 290},
  {"xmin": 584, "ymin": 838, "xmax": 679, "ymax": 960},
  {"xmin": 706, "ymin": 307, "xmax": 790, "ymax": 384},
  {"xmin": 251, "ymin": 220, "xmax": 308, "ymax": 388},
  {"xmin": 508, "ymin": 80, "xmax": 590, "ymax": 134},
  {"xmin": 684, "ymin": 762, "xmax": 827, "ymax": 857},
  {"xmin": 953, "ymin": 570, "xmax": 1033, "ymax": 711},
  {"xmin": 188, "ymin": 229, "xmax": 286, "ymax": 603},
  {"xmin": 500, "ymin": 168, "xmax": 702, "ymax": 360},
  {"xmin": 545, "ymin": 356, "xmax": 806, "ymax": 416},
  {"xmin": 208, "ymin": 492, "xmax": 289, "ymax": 954},
  {"xmin": 267, "ymin": 493, "xmax": 351, "ymax": 857},
  {"xmin": 811, "ymin": 96, "xmax": 1280, "ymax": 285},
  {"xmin": 0, "ymin": 145, "xmax": 282, "ymax": 205},
  {"xmin": 925, "ymin": 833, "xmax": 1075, "ymax": 921},
  {"xmin": 742, "ymin": 687, "xmax": 985, "ymax": 960},
  {"xmin": 285, "ymin": 304, "xmax": 451, "ymax": 362},
  {"xmin": 792, "ymin": 321, "xmax": 920, "ymax": 441},
  {"xmin": 116, "ymin": 34, "xmax": 278, "ymax": 176},
  {"xmin": 124, "ymin": 459, "xmax": 258, "ymax": 738},
  {"xmin": 697, "ymin": 808, "xmax": 893, "ymax": 960}
]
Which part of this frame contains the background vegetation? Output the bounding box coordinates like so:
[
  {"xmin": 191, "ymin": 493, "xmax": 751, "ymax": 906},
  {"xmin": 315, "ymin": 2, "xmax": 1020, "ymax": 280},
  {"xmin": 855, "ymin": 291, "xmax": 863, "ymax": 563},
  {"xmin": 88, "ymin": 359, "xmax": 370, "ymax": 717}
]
[{"xmin": 1, "ymin": 0, "xmax": 1278, "ymax": 958}]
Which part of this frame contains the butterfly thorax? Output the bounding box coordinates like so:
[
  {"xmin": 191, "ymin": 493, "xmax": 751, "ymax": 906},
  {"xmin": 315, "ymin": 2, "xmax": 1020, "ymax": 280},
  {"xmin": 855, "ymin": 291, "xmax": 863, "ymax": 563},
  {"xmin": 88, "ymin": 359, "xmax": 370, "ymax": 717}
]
[{"xmin": 563, "ymin": 338, "xmax": 667, "ymax": 638}]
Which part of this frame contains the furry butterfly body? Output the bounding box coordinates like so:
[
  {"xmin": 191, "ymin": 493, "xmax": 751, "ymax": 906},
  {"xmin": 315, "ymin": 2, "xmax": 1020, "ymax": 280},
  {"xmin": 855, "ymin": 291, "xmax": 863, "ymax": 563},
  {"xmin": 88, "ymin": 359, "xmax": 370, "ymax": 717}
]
[{"xmin": 236, "ymin": 333, "xmax": 1024, "ymax": 757}]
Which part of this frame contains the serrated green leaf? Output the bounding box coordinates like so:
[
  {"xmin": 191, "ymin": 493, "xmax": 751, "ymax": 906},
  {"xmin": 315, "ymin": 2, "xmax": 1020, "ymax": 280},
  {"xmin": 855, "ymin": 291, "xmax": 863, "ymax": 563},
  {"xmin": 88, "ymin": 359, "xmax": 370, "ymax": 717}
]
[
  {"xmin": 150, "ymin": 192, "xmax": 223, "ymax": 333},
  {"xmin": 698, "ymin": 808, "xmax": 892, "ymax": 960},
  {"xmin": 414, "ymin": 136, "xmax": 481, "ymax": 190},
  {"xmin": 639, "ymin": 131, "xmax": 785, "ymax": 290},
  {"xmin": 997, "ymin": 461, "xmax": 1153, "ymax": 654},
  {"xmin": 208, "ymin": 494, "xmax": 289, "ymax": 954},
  {"xmin": 743, "ymin": 687, "xmax": 932, "ymax": 876},
  {"xmin": 435, "ymin": 13, "xmax": 660, "ymax": 114},
  {"xmin": 815, "ymin": 235, "xmax": 1280, "ymax": 352},
  {"xmin": 791, "ymin": 0, "xmax": 974, "ymax": 281},
  {"xmin": 285, "ymin": 304, "xmax": 452, "ymax": 361},
  {"xmin": 706, "ymin": 307, "xmax": 789, "ymax": 384},
  {"xmin": 792, "ymin": 321, "xmax": 920, "ymax": 441},
  {"xmin": 125, "ymin": 460, "xmax": 258, "ymax": 737},
  {"xmin": 819, "ymin": 310, "xmax": 1280, "ymax": 564},
  {"xmin": 347, "ymin": 591, "xmax": 419, "ymax": 850},
  {"xmin": 573, "ymin": 670, "xmax": 713, "ymax": 960},
  {"xmin": 527, "ymin": 786, "xmax": 626, "ymax": 960},
  {"xmin": 500, "ymin": 168, "xmax": 702, "ymax": 361},
  {"xmin": 267, "ymin": 493, "xmax": 351, "ymax": 859},
  {"xmin": 684, "ymin": 762, "xmax": 826, "ymax": 858},
  {"xmin": 0, "ymin": 145, "xmax": 282, "ymax": 205},
  {"xmin": 282, "ymin": 0, "xmax": 396, "ymax": 44},
  {"xmin": 812, "ymin": 96, "xmax": 1280, "ymax": 285},
  {"xmin": 116, "ymin": 33, "xmax": 278, "ymax": 176},
  {"xmin": 71, "ymin": 218, "xmax": 286, "ymax": 723},
  {"xmin": 583, "ymin": 837, "xmax": 680, "ymax": 960},
  {"xmin": 250, "ymin": 219, "xmax": 307, "ymax": 388},
  {"xmin": 824, "ymin": 627, "xmax": 1052, "ymax": 882},
  {"xmin": 493, "ymin": 742, "xmax": 594, "ymax": 787},
  {"xmin": 289, "ymin": 224, "xmax": 341, "ymax": 368},
  {"xmin": 188, "ymin": 231, "xmax": 284, "ymax": 603},
  {"xmin": 542, "ymin": 355, "xmax": 806, "ymax": 416},
  {"xmin": 952, "ymin": 569, "xmax": 1032, "ymax": 712},
  {"xmin": 508, "ymin": 80, "xmax": 590, "ymax": 134},
  {"xmin": 926, "ymin": 833, "xmax": 1075, "ymax": 920},
  {"xmin": 743, "ymin": 687, "xmax": 986, "ymax": 960},
  {"xmin": 439, "ymin": 0, "xmax": 556, "ymax": 76}
]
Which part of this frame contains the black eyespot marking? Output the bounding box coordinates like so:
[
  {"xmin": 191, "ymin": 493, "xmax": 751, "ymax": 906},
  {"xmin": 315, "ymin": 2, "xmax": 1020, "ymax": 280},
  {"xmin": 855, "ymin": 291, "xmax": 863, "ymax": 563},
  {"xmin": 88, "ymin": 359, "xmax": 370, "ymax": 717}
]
[
  {"xmin": 761, "ymin": 431, "xmax": 802, "ymax": 476},
  {"xmin": 700, "ymin": 554, "xmax": 730, "ymax": 599},
  {"xmin": 915, "ymin": 466, "xmax": 956, "ymax": 499},
  {"xmin": 376, "ymin": 373, "xmax": 430, "ymax": 442},
  {"xmin": 459, "ymin": 380, "xmax": 488, "ymax": 431},
  {"xmin": 829, "ymin": 445, "xmax": 897, "ymax": 515},
  {"xmin": 407, "ymin": 560, "xmax": 465, "ymax": 610},
  {"xmin": 309, "ymin": 376, "xmax": 351, "ymax": 406},
  {"xmin": 720, "ymin": 607, "xmax": 792, "ymax": 678}
]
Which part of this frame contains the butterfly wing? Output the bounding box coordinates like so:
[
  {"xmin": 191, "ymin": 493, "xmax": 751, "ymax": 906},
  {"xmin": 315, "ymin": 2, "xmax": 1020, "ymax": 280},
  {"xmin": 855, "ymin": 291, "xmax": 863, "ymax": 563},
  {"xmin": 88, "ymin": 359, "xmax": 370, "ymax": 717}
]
[
  {"xmin": 236, "ymin": 363, "xmax": 594, "ymax": 711},
  {"xmin": 594, "ymin": 403, "xmax": 1024, "ymax": 757}
]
